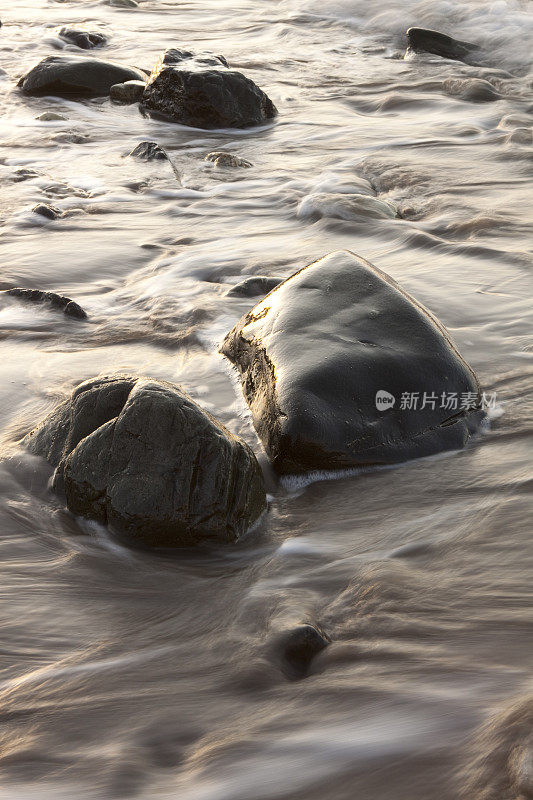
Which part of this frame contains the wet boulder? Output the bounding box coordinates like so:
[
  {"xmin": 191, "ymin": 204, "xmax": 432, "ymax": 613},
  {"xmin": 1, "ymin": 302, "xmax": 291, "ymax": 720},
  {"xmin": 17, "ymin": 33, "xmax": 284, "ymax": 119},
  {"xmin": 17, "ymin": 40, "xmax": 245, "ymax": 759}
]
[
  {"xmin": 406, "ymin": 27, "xmax": 480, "ymax": 64},
  {"xmin": 24, "ymin": 376, "xmax": 266, "ymax": 548},
  {"xmin": 221, "ymin": 250, "xmax": 484, "ymax": 474},
  {"xmin": 140, "ymin": 48, "xmax": 277, "ymax": 129},
  {"xmin": 3, "ymin": 288, "xmax": 87, "ymax": 319},
  {"xmin": 56, "ymin": 27, "xmax": 108, "ymax": 50},
  {"xmin": 18, "ymin": 55, "xmax": 146, "ymax": 98}
]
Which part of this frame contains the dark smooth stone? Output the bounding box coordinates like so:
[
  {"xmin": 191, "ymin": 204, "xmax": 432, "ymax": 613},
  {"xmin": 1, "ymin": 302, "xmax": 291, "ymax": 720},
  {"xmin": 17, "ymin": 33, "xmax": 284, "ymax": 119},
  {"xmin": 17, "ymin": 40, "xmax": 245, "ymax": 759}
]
[
  {"xmin": 57, "ymin": 27, "xmax": 108, "ymax": 50},
  {"xmin": 127, "ymin": 140, "xmax": 168, "ymax": 161},
  {"xmin": 278, "ymin": 624, "xmax": 330, "ymax": 679},
  {"xmin": 4, "ymin": 288, "xmax": 87, "ymax": 319},
  {"xmin": 226, "ymin": 276, "xmax": 283, "ymax": 298},
  {"xmin": 32, "ymin": 203, "xmax": 61, "ymax": 219},
  {"xmin": 406, "ymin": 27, "xmax": 480, "ymax": 63},
  {"xmin": 18, "ymin": 56, "xmax": 146, "ymax": 98},
  {"xmin": 221, "ymin": 250, "xmax": 484, "ymax": 474},
  {"xmin": 140, "ymin": 48, "xmax": 277, "ymax": 129},
  {"xmin": 24, "ymin": 376, "xmax": 266, "ymax": 548}
]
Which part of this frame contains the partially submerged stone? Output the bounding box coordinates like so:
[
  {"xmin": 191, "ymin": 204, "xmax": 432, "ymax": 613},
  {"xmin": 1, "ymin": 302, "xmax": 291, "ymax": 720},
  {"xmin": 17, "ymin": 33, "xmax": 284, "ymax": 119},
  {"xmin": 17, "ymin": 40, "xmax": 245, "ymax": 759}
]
[
  {"xmin": 56, "ymin": 27, "xmax": 108, "ymax": 50},
  {"xmin": 24, "ymin": 376, "xmax": 266, "ymax": 548},
  {"xmin": 226, "ymin": 276, "xmax": 283, "ymax": 298},
  {"xmin": 221, "ymin": 250, "xmax": 484, "ymax": 474},
  {"xmin": 140, "ymin": 48, "xmax": 277, "ymax": 129},
  {"xmin": 127, "ymin": 140, "xmax": 168, "ymax": 160},
  {"xmin": 105, "ymin": 0, "xmax": 138, "ymax": 7},
  {"xmin": 18, "ymin": 56, "xmax": 146, "ymax": 98},
  {"xmin": 32, "ymin": 203, "xmax": 62, "ymax": 220},
  {"xmin": 277, "ymin": 624, "xmax": 330, "ymax": 680},
  {"xmin": 3, "ymin": 288, "xmax": 87, "ymax": 319},
  {"xmin": 406, "ymin": 27, "xmax": 480, "ymax": 64},
  {"xmin": 110, "ymin": 79, "xmax": 146, "ymax": 103},
  {"xmin": 35, "ymin": 111, "xmax": 68, "ymax": 121},
  {"xmin": 205, "ymin": 151, "xmax": 252, "ymax": 168}
]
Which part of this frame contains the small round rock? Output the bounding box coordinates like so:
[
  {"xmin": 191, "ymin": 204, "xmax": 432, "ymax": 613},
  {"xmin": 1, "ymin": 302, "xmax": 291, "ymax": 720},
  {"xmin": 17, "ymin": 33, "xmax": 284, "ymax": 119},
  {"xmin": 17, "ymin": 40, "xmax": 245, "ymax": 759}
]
[
  {"xmin": 110, "ymin": 79, "xmax": 145, "ymax": 104},
  {"xmin": 36, "ymin": 111, "xmax": 68, "ymax": 121},
  {"xmin": 205, "ymin": 151, "xmax": 252, "ymax": 168}
]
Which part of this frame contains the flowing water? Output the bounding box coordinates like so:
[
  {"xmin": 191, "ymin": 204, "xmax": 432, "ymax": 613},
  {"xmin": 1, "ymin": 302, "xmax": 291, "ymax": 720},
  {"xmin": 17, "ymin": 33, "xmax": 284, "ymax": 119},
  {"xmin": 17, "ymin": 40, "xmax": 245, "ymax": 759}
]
[{"xmin": 0, "ymin": 0, "xmax": 532, "ymax": 798}]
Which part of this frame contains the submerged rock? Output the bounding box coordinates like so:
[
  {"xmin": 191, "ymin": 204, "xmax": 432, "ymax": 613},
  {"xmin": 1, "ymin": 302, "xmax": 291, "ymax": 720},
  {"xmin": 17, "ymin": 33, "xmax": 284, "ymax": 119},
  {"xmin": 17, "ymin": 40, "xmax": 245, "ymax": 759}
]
[
  {"xmin": 221, "ymin": 250, "xmax": 484, "ymax": 474},
  {"xmin": 140, "ymin": 48, "xmax": 277, "ymax": 129},
  {"xmin": 127, "ymin": 140, "xmax": 168, "ymax": 160},
  {"xmin": 406, "ymin": 27, "xmax": 480, "ymax": 64},
  {"xmin": 205, "ymin": 151, "xmax": 252, "ymax": 168},
  {"xmin": 226, "ymin": 276, "xmax": 283, "ymax": 298},
  {"xmin": 443, "ymin": 78, "xmax": 499, "ymax": 102},
  {"xmin": 35, "ymin": 111, "xmax": 68, "ymax": 121},
  {"xmin": 276, "ymin": 624, "xmax": 330, "ymax": 679},
  {"xmin": 24, "ymin": 376, "xmax": 266, "ymax": 548},
  {"xmin": 297, "ymin": 192, "xmax": 397, "ymax": 221},
  {"xmin": 18, "ymin": 56, "xmax": 146, "ymax": 98},
  {"xmin": 32, "ymin": 203, "xmax": 62, "ymax": 219},
  {"xmin": 57, "ymin": 27, "xmax": 108, "ymax": 50},
  {"xmin": 3, "ymin": 288, "xmax": 87, "ymax": 319},
  {"xmin": 12, "ymin": 168, "xmax": 40, "ymax": 182},
  {"xmin": 110, "ymin": 79, "xmax": 145, "ymax": 104},
  {"xmin": 105, "ymin": 0, "xmax": 138, "ymax": 6}
]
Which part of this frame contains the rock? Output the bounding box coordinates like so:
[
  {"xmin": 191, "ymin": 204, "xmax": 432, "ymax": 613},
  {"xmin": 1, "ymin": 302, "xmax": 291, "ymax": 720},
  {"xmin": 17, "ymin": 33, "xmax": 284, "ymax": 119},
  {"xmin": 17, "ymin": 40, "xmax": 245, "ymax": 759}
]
[
  {"xmin": 406, "ymin": 27, "xmax": 480, "ymax": 64},
  {"xmin": 3, "ymin": 288, "xmax": 87, "ymax": 319},
  {"xmin": 221, "ymin": 250, "xmax": 484, "ymax": 474},
  {"xmin": 24, "ymin": 376, "xmax": 266, "ymax": 548},
  {"xmin": 56, "ymin": 27, "xmax": 108, "ymax": 49},
  {"xmin": 444, "ymin": 78, "xmax": 499, "ymax": 102},
  {"xmin": 297, "ymin": 192, "xmax": 397, "ymax": 221},
  {"xmin": 12, "ymin": 168, "xmax": 40, "ymax": 182},
  {"xmin": 36, "ymin": 111, "xmax": 68, "ymax": 121},
  {"xmin": 127, "ymin": 140, "xmax": 168, "ymax": 161},
  {"xmin": 110, "ymin": 79, "xmax": 145, "ymax": 103},
  {"xmin": 205, "ymin": 151, "xmax": 252, "ymax": 168},
  {"xmin": 32, "ymin": 203, "xmax": 62, "ymax": 220},
  {"xmin": 161, "ymin": 49, "xmax": 228, "ymax": 68},
  {"xmin": 226, "ymin": 276, "xmax": 283, "ymax": 298},
  {"xmin": 18, "ymin": 56, "xmax": 146, "ymax": 98},
  {"xmin": 277, "ymin": 624, "xmax": 330, "ymax": 679},
  {"xmin": 105, "ymin": 0, "xmax": 138, "ymax": 6},
  {"xmin": 140, "ymin": 48, "xmax": 277, "ymax": 129}
]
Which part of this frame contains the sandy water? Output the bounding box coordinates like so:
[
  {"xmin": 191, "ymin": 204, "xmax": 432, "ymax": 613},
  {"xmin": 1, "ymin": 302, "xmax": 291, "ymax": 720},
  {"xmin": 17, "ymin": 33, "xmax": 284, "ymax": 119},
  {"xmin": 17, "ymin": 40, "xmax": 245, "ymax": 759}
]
[{"xmin": 0, "ymin": 0, "xmax": 532, "ymax": 798}]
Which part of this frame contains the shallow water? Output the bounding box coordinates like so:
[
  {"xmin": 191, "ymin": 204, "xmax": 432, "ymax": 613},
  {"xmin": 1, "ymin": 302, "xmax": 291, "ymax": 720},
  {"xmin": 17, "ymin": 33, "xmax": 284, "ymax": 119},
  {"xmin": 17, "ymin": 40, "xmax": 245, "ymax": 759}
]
[{"xmin": 0, "ymin": 0, "xmax": 532, "ymax": 798}]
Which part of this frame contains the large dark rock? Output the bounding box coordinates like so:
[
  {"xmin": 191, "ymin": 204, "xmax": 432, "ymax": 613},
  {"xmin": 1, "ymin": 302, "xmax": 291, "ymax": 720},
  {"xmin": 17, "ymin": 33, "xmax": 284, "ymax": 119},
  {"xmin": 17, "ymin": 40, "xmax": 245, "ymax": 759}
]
[
  {"xmin": 24, "ymin": 376, "xmax": 266, "ymax": 547},
  {"xmin": 406, "ymin": 27, "xmax": 480, "ymax": 63},
  {"xmin": 18, "ymin": 56, "xmax": 146, "ymax": 98},
  {"xmin": 56, "ymin": 27, "xmax": 108, "ymax": 50},
  {"xmin": 221, "ymin": 250, "xmax": 484, "ymax": 474},
  {"xmin": 140, "ymin": 48, "xmax": 277, "ymax": 129},
  {"xmin": 3, "ymin": 288, "xmax": 87, "ymax": 319}
]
